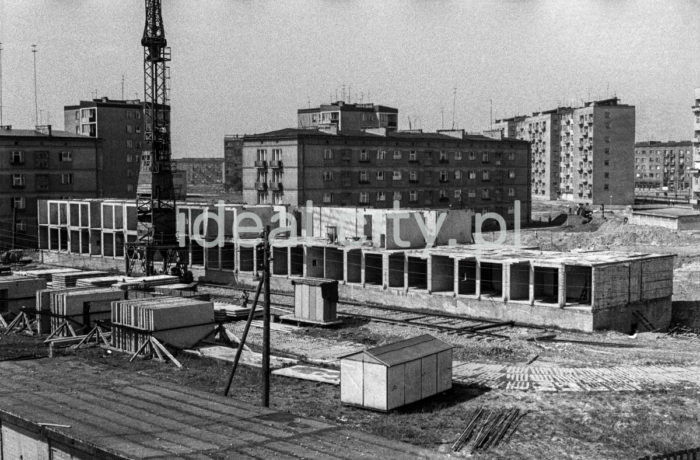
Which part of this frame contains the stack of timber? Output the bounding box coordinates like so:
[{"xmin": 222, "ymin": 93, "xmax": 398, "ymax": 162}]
[
  {"xmin": 15, "ymin": 268, "xmax": 82, "ymax": 282},
  {"xmin": 52, "ymin": 271, "xmax": 108, "ymax": 288},
  {"xmin": 112, "ymin": 275, "xmax": 179, "ymax": 290},
  {"xmin": 153, "ymin": 283, "xmax": 199, "ymax": 298},
  {"xmin": 111, "ymin": 297, "xmax": 215, "ymax": 352},
  {"xmin": 49, "ymin": 288, "xmax": 125, "ymax": 336}
]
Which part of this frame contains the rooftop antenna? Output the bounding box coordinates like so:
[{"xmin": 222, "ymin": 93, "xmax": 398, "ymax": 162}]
[
  {"xmin": 0, "ymin": 42, "xmax": 3, "ymax": 126},
  {"xmin": 451, "ymin": 87, "xmax": 456, "ymax": 129},
  {"xmin": 367, "ymin": 90, "xmax": 370, "ymax": 103},
  {"xmin": 490, "ymin": 99, "xmax": 493, "ymax": 130},
  {"xmin": 32, "ymin": 44, "xmax": 38, "ymax": 126},
  {"xmin": 335, "ymin": 88, "xmax": 338, "ymax": 102},
  {"xmin": 307, "ymin": 96, "xmax": 310, "ymax": 108},
  {"xmin": 360, "ymin": 91, "xmax": 364, "ymax": 103},
  {"xmin": 440, "ymin": 107, "xmax": 444, "ymax": 129},
  {"xmin": 407, "ymin": 116, "xmax": 412, "ymax": 130},
  {"xmin": 341, "ymin": 84, "xmax": 346, "ymax": 102},
  {"xmin": 121, "ymin": 74, "xmax": 125, "ymax": 99},
  {"xmin": 348, "ymin": 84, "xmax": 352, "ymax": 103}
]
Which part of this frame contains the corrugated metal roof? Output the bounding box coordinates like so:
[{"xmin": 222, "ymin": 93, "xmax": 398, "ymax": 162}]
[{"xmin": 345, "ymin": 334, "xmax": 452, "ymax": 367}]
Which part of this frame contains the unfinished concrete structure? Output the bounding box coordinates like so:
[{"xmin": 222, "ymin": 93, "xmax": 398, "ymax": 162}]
[{"xmin": 38, "ymin": 198, "xmax": 674, "ymax": 332}]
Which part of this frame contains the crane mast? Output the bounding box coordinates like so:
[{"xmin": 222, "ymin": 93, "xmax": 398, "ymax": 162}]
[{"xmin": 126, "ymin": 0, "xmax": 187, "ymax": 277}]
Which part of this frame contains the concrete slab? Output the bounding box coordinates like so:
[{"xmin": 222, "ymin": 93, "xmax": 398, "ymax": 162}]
[
  {"xmin": 188, "ymin": 345, "xmax": 298, "ymax": 369},
  {"xmin": 272, "ymin": 365, "xmax": 340, "ymax": 385}
]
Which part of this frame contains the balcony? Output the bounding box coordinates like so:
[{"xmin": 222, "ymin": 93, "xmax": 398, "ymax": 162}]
[
  {"xmin": 269, "ymin": 160, "xmax": 282, "ymax": 169},
  {"xmin": 408, "ymin": 157, "xmax": 419, "ymax": 163},
  {"xmin": 255, "ymin": 182, "xmax": 267, "ymax": 191},
  {"xmin": 359, "ymin": 156, "xmax": 370, "ymax": 163},
  {"xmin": 358, "ymin": 179, "xmax": 370, "ymax": 185},
  {"xmin": 254, "ymin": 160, "xmax": 267, "ymax": 169},
  {"xmin": 269, "ymin": 182, "xmax": 282, "ymax": 191}
]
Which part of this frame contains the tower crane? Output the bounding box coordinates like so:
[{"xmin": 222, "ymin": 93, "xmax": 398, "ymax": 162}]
[{"xmin": 125, "ymin": 0, "xmax": 188, "ymax": 278}]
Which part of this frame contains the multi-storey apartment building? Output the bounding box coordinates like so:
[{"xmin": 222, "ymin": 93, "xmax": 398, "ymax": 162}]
[
  {"xmin": 241, "ymin": 128, "xmax": 530, "ymax": 227},
  {"xmin": 0, "ymin": 125, "xmax": 102, "ymax": 250},
  {"xmin": 224, "ymin": 135, "xmax": 243, "ymax": 193},
  {"xmin": 298, "ymin": 101, "xmax": 398, "ymax": 132},
  {"xmin": 634, "ymin": 141, "xmax": 692, "ymax": 192},
  {"xmin": 172, "ymin": 158, "xmax": 224, "ymax": 187},
  {"xmin": 490, "ymin": 98, "xmax": 635, "ymax": 205},
  {"xmin": 690, "ymin": 89, "xmax": 700, "ymax": 207},
  {"xmin": 64, "ymin": 97, "xmax": 144, "ymax": 198}
]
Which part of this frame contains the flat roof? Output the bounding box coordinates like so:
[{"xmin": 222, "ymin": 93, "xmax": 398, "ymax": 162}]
[
  {"xmin": 0, "ymin": 359, "xmax": 434, "ymax": 459},
  {"xmin": 633, "ymin": 207, "xmax": 700, "ymax": 218},
  {"xmin": 0, "ymin": 128, "xmax": 101, "ymax": 141}
]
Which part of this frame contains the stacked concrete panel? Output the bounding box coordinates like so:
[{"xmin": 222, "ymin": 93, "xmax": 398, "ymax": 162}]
[
  {"xmin": 0, "ymin": 275, "xmax": 47, "ymax": 314},
  {"xmin": 111, "ymin": 297, "xmax": 214, "ymax": 352},
  {"xmin": 49, "ymin": 288, "xmax": 125, "ymax": 336},
  {"xmin": 52, "ymin": 271, "xmax": 108, "ymax": 288}
]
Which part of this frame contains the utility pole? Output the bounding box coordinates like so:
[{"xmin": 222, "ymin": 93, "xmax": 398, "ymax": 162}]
[
  {"xmin": 32, "ymin": 45, "xmax": 38, "ymax": 126},
  {"xmin": 262, "ymin": 225, "xmax": 271, "ymax": 407}
]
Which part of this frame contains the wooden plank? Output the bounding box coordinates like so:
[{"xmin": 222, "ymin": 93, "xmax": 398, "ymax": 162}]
[
  {"xmin": 363, "ymin": 361, "xmax": 386, "ymax": 411},
  {"xmin": 340, "ymin": 359, "xmax": 364, "ymax": 406},
  {"xmin": 386, "ymin": 363, "xmax": 405, "ymax": 410},
  {"xmin": 404, "ymin": 359, "xmax": 421, "ymax": 404},
  {"xmin": 421, "ymin": 354, "xmax": 437, "ymax": 399}
]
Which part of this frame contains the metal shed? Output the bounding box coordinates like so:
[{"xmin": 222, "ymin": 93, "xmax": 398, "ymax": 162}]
[
  {"xmin": 290, "ymin": 278, "xmax": 338, "ymax": 324},
  {"xmin": 340, "ymin": 334, "xmax": 453, "ymax": 411}
]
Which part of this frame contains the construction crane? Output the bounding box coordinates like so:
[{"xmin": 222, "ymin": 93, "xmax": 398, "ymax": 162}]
[{"xmin": 125, "ymin": 0, "xmax": 188, "ymax": 278}]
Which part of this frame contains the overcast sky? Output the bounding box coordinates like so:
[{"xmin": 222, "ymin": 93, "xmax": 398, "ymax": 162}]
[{"xmin": 2, "ymin": 0, "xmax": 700, "ymax": 158}]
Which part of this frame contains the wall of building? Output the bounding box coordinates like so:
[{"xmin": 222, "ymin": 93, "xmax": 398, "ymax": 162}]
[{"xmin": 591, "ymin": 104, "xmax": 635, "ymax": 205}]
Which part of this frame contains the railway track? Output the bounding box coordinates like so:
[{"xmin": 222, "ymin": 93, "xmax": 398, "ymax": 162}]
[{"xmin": 199, "ymin": 283, "xmax": 518, "ymax": 338}]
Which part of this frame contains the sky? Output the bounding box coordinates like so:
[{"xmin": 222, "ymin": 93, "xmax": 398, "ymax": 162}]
[{"xmin": 1, "ymin": 0, "xmax": 700, "ymax": 158}]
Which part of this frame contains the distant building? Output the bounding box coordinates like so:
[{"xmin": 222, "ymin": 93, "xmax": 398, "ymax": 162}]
[
  {"xmin": 634, "ymin": 141, "xmax": 692, "ymax": 193},
  {"xmin": 224, "ymin": 135, "xmax": 243, "ymax": 193},
  {"xmin": 690, "ymin": 89, "xmax": 700, "ymax": 207},
  {"xmin": 241, "ymin": 128, "xmax": 530, "ymax": 228},
  {"xmin": 298, "ymin": 101, "xmax": 398, "ymax": 133},
  {"xmin": 491, "ymin": 98, "xmax": 635, "ymax": 205},
  {"xmin": 172, "ymin": 157, "xmax": 224, "ymax": 187},
  {"xmin": 64, "ymin": 97, "xmax": 144, "ymax": 198},
  {"xmin": 0, "ymin": 125, "xmax": 102, "ymax": 250}
]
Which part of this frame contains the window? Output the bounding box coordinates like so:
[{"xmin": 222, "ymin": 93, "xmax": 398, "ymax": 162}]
[
  {"xmin": 12, "ymin": 174, "xmax": 25, "ymax": 187},
  {"xmin": 605, "ymin": 148, "xmax": 610, "ymax": 154},
  {"xmin": 439, "ymin": 189, "xmax": 448, "ymax": 199},
  {"xmin": 127, "ymin": 184, "xmax": 134, "ymax": 193},
  {"xmin": 376, "ymin": 191, "xmax": 386, "ymax": 201},
  {"xmin": 508, "ymin": 187, "xmax": 515, "ymax": 197},
  {"xmin": 439, "ymin": 170, "xmax": 449, "ymax": 182},
  {"xmin": 393, "ymin": 170, "xmax": 402, "ymax": 181},
  {"xmin": 272, "ymin": 148, "xmax": 282, "ymax": 161},
  {"xmin": 481, "ymin": 188, "xmax": 490, "ymax": 199},
  {"xmin": 323, "ymin": 149, "xmax": 333, "ymax": 160},
  {"xmin": 127, "ymin": 154, "xmax": 134, "ymax": 163},
  {"xmin": 409, "ymin": 171, "xmax": 418, "ymax": 182},
  {"xmin": 508, "ymin": 170, "xmax": 516, "ymax": 179},
  {"xmin": 604, "ymin": 136, "xmax": 610, "ymax": 143},
  {"xmin": 359, "ymin": 192, "xmax": 369, "ymax": 204},
  {"xmin": 322, "ymin": 171, "xmax": 333, "ymax": 181},
  {"xmin": 126, "ymin": 124, "xmax": 134, "ymax": 133},
  {"xmin": 507, "ymin": 205, "xmax": 515, "ymax": 215},
  {"xmin": 359, "ymin": 170, "xmax": 368, "ymax": 183},
  {"xmin": 482, "ymin": 171, "xmax": 490, "ymax": 181},
  {"xmin": 36, "ymin": 174, "xmax": 49, "ymax": 191},
  {"xmin": 455, "ymin": 151, "xmax": 463, "ymax": 160},
  {"xmin": 360, "ymin": 150, "xmax": 369, "ymax": 162},
  {"xmin": 604, "ymin": 184, "xmax": 609, "ymax": 190},
  {"xmin": 468, "ymin": 151, "xmax": 476, "ymax": 160},
  {"xmin": 454, "ymin": 189, "xmax": 462, "ymax": 199},
  {"xmin": 126, "ymin": 140, "xmax": 133, "ymax": 148},
  {"xmin": 61, "ymin": 173, "xmax": 73, "ymax": 185},
  {"xmin": 409, "ymin": 150, "xmax": 417, "ymax": 161},
  {"xmin": 376, "ymin": 171, "xmax": 384, "ymax": 180},
  {"xmin": 605, "ymin": 122, "xmax": 611, "ymax": 129},
  {"xmin": 377, "ymin": 150, "xmax": 386, "ymax": 160},
  {"xmin": 323, "ymin": 192, "xmax": 333, "ymax": 203},
  {"xmin": 60, "ymin": 151, "xmax": 72, "ymax": 162},
  {"xmin": 439, "ymin": 151, "xmax": 448, "ymax": 162},
  {"xmin": 508, "ymin": 152, "xmax": 515, "ymax": 161},
  {"xmin": 455, "ymin": 170, "xmax": 462, "ymax": 180},
  {"xmin": 604, "ymin": 111, "xmax": 610, "ymax": 119},
  {"xmin": 604, "ymin": 172, "xmax": 609, "ymax": 178},
  {"xmin": 35, "ymin": 151, "xmax": 49, "ymax": 168},
  {"xmin": 468, "ymin": 171, "xmax": 476, "ymax": 180},
  {"xmin": 12, "ymin": 197, "xmax": 26, "ymax": 209},
  {"xmin": 11, "ymin": 151, "xmax": 24, "ymax": 165},
  {"xmin": 392, "ymin": 191, "xmax": 402, "ymax": 201},
  {"xmin": 468, "ymin": 189, "xmax": 476, "ymax": 198},
  {"xmin": 15, "ymin": 220, "xmax": 26, "ymax": 232},
  {"xmin": 393, "ymin": 150, "xmax": 402, "ymax": 160},
  {"xmin": 74, "ymin": 110, "xmax": 79, "ymax": 120},
  {"xmin": 482, "ymin": 152, "xmax": 489, "ymax": 162},
  {"xmin": 257, "ymin": 149, "xmax": 267, "ymax": 161},
  {"xmin": 409, "ymin": 191, "xmax": 417, "ymax": 202}
]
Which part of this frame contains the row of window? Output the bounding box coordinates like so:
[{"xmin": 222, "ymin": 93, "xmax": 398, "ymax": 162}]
[
  {"xmin": 9, "ymin": 173, "xmax": 73, "ymax": 187},
  {"xmin": 321, "ymin": 169, "xmax": 517, "ymax": 182},
  {"xmin": 323, "ymin": 188, "xmax": 517, "ymax": 203},
  {"xmin": 9, "ymin": 151, "xmax": 72, "ymax": 165},
  {"xmin": 253, "ymin": 148, "xmax": 519, "ymax": 163}
]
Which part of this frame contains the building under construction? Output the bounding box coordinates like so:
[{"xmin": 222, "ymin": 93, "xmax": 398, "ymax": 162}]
[{"xmin": 37, "ymin": 198, "xmax": 674, "ymax": 333}]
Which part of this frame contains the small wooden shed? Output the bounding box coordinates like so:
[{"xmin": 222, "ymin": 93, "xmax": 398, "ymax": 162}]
[
  {"xmin": 291, "ymin": 278, "xmax": 338, "ymax": 324},
  {"xmin": 340, "ymin": 334, "xmax": 453, "ymax": 411}
]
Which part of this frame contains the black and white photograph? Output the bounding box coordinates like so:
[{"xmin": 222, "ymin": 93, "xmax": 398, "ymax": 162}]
[{"xmin": 0, "ymin": 1, "xmax": 699, "ymax": 458}]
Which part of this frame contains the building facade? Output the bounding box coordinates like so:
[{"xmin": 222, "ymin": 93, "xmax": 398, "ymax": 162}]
[
  {"xmin": 224, "ymin": 135, "xmax": 243, "ymax": 194},
  {"xmin": 298, "ymin": 101, "xmax": 398, "ymax": 132},
  {"xmin": 241, "ymin": 128, "xmax": 530, "ymax": 227},
  {"xmin": 172, "ymin": 158, "xmax": 224, "ymax": 187},
  {"xmin": 64, "ymin": 97, "xmax": 144, "ymax": 198},
  {"xmin": 491, "ymin": 98, "xmax": 635, "ymax": 205},
  {"xmin": 0, "ymin": 125, "xmax": 102, "ymax": 250},
  {"xmin": 634, "ymin": 141, "xmax": 692, "ymax": 193},
  {"xmin": 690, "ymin": 89, "xmax": 700, "ymax": 207}
]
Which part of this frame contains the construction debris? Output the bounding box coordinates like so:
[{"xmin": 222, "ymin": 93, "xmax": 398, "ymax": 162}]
[{"xmin": 452, "ymin": 407, "xmax": 525, "ymax": 453}]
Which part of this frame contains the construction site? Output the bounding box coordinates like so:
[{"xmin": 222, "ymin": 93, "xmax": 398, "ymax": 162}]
[{"xmin": 1, "ymin": 2, "xmax": 700, "ymax": 460}]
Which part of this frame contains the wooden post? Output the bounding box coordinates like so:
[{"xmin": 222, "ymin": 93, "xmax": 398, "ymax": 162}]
[{"xmin": 262, "ymin": 226, "xmax": 271, "ymax": 407}]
